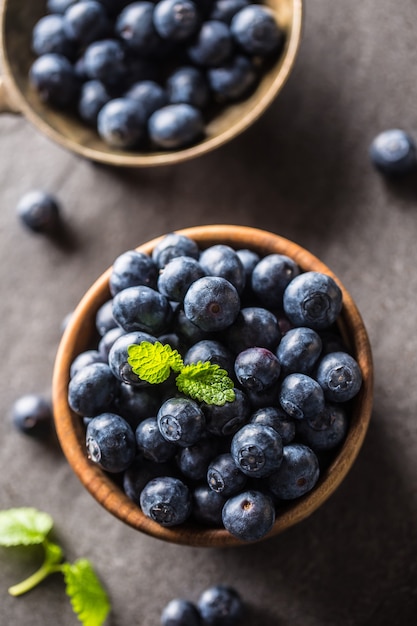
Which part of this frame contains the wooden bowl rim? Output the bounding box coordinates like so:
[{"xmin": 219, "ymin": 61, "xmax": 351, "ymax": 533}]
[{"xmin": 52, "ymin": 225, "xmax": 373, "ymax": 547}]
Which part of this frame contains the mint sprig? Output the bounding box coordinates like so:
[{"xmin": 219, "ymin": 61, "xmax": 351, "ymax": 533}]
[
  {"xmin": 0, "ymin": 508, "xmax": 110, "ymax": 626},
  {"xmin": 127, "ymin": 341, "xmax": 235, "ymax": 406}
]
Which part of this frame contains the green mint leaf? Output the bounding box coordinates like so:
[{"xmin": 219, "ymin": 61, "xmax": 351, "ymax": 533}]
[
  {"xmin": 8, "ymin": 540, "xmax": 64, "ymax": 596},
  {"xmin": 63, "ymin": 558, "xmax": 110, "ymax": 626},
  {"xmin": 127, "ymin": 341, "xmax": 184, "ymax": 384},
  {"xmin": 0, "ymin": 508, "xmax": 53, "ymax": 547},
  {"xmin": 176, "ymin": 362, "xmax": 236, "ymax": 406}
]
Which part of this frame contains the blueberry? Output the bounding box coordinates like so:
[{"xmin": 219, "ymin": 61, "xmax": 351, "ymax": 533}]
[
  {"xmin": 68, "ymin": 362, "xmax": 118, "ymax": 416},
  {"xmin": 296, "ymin": 403, "xmax": 349, "ymax": 452},
  {"xmin": 125, "ymin": 80, "xmax": 169, "ymax": 118},
  {"xmin": 148, "ymin": 103, "xmax": 205, "ymax": 149},
  {"xmin": 136, "ymin": 417, "xmax": 177, "ymax": 462},
  {"xmin": 153, "ymin": 0, "xmax": 201, "ymax": 41},
  {"xmin": 197, "ymin": 585, "xmax": 243, "ymax": 626},
  {"xmin": 140, "ymin": 475, "xmax": 192, "ymax": 526},
  {"xmin": 86, "ymin": 412, "xmax": 136, "ymax": 472},
  {"xmin": 157, "ymin": 255, "xmax": 206, "ymax": 301},
  {"xmin": 157, "ymin": 397, "xmax": 206, "ymax": 447},
  {"xmin": 268, "ymin": 443, "xmax": 320, "ymax": 500},
  {"xmin": 112, "ymin": 383, "xmax": 160, "ymax": 427},
  {"xmin": 279, "ymin": 373, "xmax": 325, "ymax": 421},
  {"xmin": 177, "ymin": 436, "xmax": 219, "ymax": 481},
  {"xmin": 123, "ymin": 457, "xmax": 177, "ymax": 503},
  {"xmin": 224, "ymin": 306, "xmax": 281, "ymax": 354},
  {"xmin": 207, "ymin": 452, "xmax": 247, "ymax": 496},
  {"xmin": 16, "ymin": 190, "xmax": 60, "ymax": 233},
  {"xmin": 161, "ymin": 598, "xmax": 201, "ymax": 626},
  {"xmin": 234, "ymin": 346, "xmax": 281, "ymax": 392},
  {"xmin": 166, "ymin": 66, "xmax": 210, "ymax": 109},
  {"xmin": 283, "ymin": 271, "xmax": 343, "ymax": 330},
  {"xmin": 315, "ymin": 351, "xmax": 362, "ymax": 402},
  {"xmin": 95, "ymin": 299, "xmax": 117, "ymax": 336},
  {"xmin": 29, "ymin": 53, "xmax": 79, "ymax": 108},
  {"xmin": 98, "ymin": 326, "xmax": 126, "ymax": 360},
  {"xmin": 152, "ymin": 233, "xmax": 200, "ymax": 268},
  {"xmin": 32, "ymin": 15, "xmax": 74, "ymax": 58},
  {"xmin": 184, "ymin": 339, "xmax": 234, "ymax": 376},
  {"xmin": 70, "ymin": 349, "xmax": 106, "ymax": 378},
  {"xmin": 210, "ymin": 0, "xmax": 249, "ymax": 24},
  {"xmin": 173, "ymin": 307, "xmax": 210, "ymax": 346},
  {"xmin": 97, "ymin": 97, "xmax": 147, "ymax": 149},
  {"xmin": 183, "ymin": 276, "xmax": 240, "ymax": 332},
  {"xmin": 187, "ymin": 20, "xmax": 234, "ymax": 67},
  {"xmin": 250, "ymin": 406, "xmax": 296, "ymax": 445},
  {"xmin": 369, "ymin": 128, "xmax": 417, "ymax": 176},
  {"xmin": 63, "ymin": 0, "xmax": 110, "ymax": 45},
  {"xmin": 202, "ymin": 388, "xmax": 250, "ymax": 436},
  {"xmin": 83, "ymin": 39, "xmax": 127, "ymax": 87},
  {"xmin": 230, "ymin": 423, "xmax": 283, "ymax": 478},
  {"xmin": 235, "ymin": 247, "xmax": 260, "ymax": 289},
  {"xmin": 230, "ymin": 5, "xmax": 284, "ymax": 56},
  {"xmin": 110, "ymin": 249, "xmax": 158, "ymax": 296},
  {"xmin": 276, "ymin": 326, "xmax": 323, "ymax": 375},
  {"xmin": 116, "ymin": 1, "xmax": 162, "ymax": 56},
  {"xmin": 47, "ymin": 0, "xmax": 77, "ymax": 14},
  {"xmin": 108, "ymin": 330, "xmax": 157, "ymax": 384},
  {"xmin": 222, "ymin": 490, "xmax": 275, "ymax": 542},
  {"xmin": 78, "ymin": 79, "xmax": 111, "ymax": 125},
  {"xmin": 251, "ymin": 253, "xmax": 300, "ymax": 309},
  {"xmin": 199, "ymin": 244, "xmax": 246, "ymax": 294},
  {"xmin": 207, "ymin": 54, "xmax": 257, "ymax": 102},
  {"xmin": 192, "ymin": 483, "xmax": 226, "ymax": 526},
  {"xmin": 11, "ymin": 394, "xmax": 53, "ymax": 437},
  {"xmin": 112, "ymin": 285, "xmax": 173, "ymax": 334}
]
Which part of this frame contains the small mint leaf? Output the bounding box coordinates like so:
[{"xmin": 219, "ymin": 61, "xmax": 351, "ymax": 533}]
[
  {"xmin": 127, "ymin": 341, "xmax": 184, "ymax": 384},
  {"xmin": 176, "ymin": 362, "xmax": 235, "ymax": 405},
  {"xmin": 63, "ymin": 558, "xmax": 110, "ymax": 626},
  {"xmin": 0, "ymin": 508, "xmax": 53, "ymax": 547}
]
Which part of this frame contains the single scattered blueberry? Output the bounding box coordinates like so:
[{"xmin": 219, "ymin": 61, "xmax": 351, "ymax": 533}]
[
  {"xmin": 16, "ymin": 190, "xmax": 60, "ymax": 233},
  {"xmin": 161, "ymin": 597, "xmax": 202, "ymax": 626},
  {"xmin": 197, "ymin": 584, "xmax": 243, "ymax": 625},
  {"xmin": 11, "ymin": 394, "xmax": 53, "ymax": 437},
  {"xmin": 369, "ymin": 128, "xmax": 417, "ymax": 176}
]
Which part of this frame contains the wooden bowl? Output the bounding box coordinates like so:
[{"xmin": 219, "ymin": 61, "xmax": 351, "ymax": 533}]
[
  {"xmin": 0, "ymin": 0, "xmax": 303, "ymax": 167},
  {"xmin": 52, "ymin": 225, "xmax": 373, "ymax": 547}
]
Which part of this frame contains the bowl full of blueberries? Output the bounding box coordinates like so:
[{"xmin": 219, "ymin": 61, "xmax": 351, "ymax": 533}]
[
  {"xmin": 0, "ymin": 0, "xmax": 303, "ymax": 166},
  {"xmin": 52, "ymin": 224, "xmax": 373, "ymax": 546}
]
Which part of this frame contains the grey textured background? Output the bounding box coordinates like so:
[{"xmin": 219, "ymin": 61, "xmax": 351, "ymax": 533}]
[{"xmin": 1, "ymin": 0, "xmax": 417, "ymax": 624}]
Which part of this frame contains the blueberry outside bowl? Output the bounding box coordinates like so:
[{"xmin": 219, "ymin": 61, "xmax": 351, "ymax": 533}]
[
  {"xmin": 0, "ymin": 0, "xmax": 303, "ymax": 167},
  {"xmin": 52, "ymin": 225, "xmax": 373, "ymax": 547}
]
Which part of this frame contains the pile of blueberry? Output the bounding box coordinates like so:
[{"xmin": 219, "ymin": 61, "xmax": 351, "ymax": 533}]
[
  {"xmin": 160, "ymin": 584, "xmax": 243, "ymax": 625},
  {"xmin": 68, "ymin": 232, "xmax": 363, "ymax": 542},
  {"xmin": 29, "ymin": 0, "xmax": 284, "ymax": 151}
]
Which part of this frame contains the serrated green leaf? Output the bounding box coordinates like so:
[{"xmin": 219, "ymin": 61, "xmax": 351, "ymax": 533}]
[
  {"xmin": 127, "ymin": 341, "xmax": 184, "ymax": 384},
  {"xmin": 0, "ymin": 508, "xmax": 53, "ymax": 546},
  {"xmin": 63, "ymin": 559, "xmax": 110, "ymax": 626},
  {"xmin": 176, "ymin": 362, "xmax": 236, "ymax": 406}
]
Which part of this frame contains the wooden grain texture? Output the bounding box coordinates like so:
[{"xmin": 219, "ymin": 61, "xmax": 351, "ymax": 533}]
[
  {"xmin": 0, "ymin": 0, "xmax": 303, "ymax": 166},
  {"xmin": 52, "ymin": 225, "xmax": 373, "ymax": 547}
]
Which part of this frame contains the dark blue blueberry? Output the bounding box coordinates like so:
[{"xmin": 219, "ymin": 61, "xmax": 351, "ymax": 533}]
[
  {"xmin": 112, "ymin": 382, "xmax": 160, "ymax": 427},
  {"xmin": 83, "ymin": 39, "xmax": 127, "ymax": 87},
  {"xmin": 78, "ymin": 79, "xmax": 111, "ymax": 125},
  {"xmin": 11, "ymin": 394, "xmax": 52, "ymax": 437},
  {"xmin": 199, "ymin": 244, "xmax": 246, "ymax": 294},
  {"xmin": 236, "ymin": 247, "xmax": 260, "ymax": 290},
  {"xmin": 224, "ymin": 306, "xmax": 281, "ymax": 354},
  {"xmin": 222, "ymin": 490, "xmax": 275, "ymax": 542},
  {"xmin": 210, "ymin": 0, "xmax": 249, "ymax": 24},
  {"xmin": 251, "ymin": 254, "xmax": 300, "ymax": 309},
  {"xmin": 153, "ymin": 0, "xmax": 201, "ymax": 41},
  {"xmin": 157, "ymin": 255, "xmax": 206, "ymax": 301},
  {"xmin": 123, "ymin": 457, "xmax": 178, "ymax": 504},
  {"xmin": 47, "ymin": 0, "xmax": 77, "ymax": 14},
  {"xmin": 98, "ymin": 326, "xmax": 126, "ymax": 360},
  {"xmin": 157, "ymin": 397, "xmax": 206, "ymax": 447},
  {"xmin": 148, "ymin": 103, "xmax": 205, "ymax": 149},
  {"xmin": 97, "ymin": 97, "xmax": 147, "ymax": 149},
  {"xmin": 32, "ymin": 15, "xmax": 75, "ymax": 58},
  {"xmin": 63, "ymin": 0, "xmax": 110, "ymax": 45},
  {"xmin": 161, "ymin": 598, "xmax": 201, "ymax": 626},
  {"xmin": 68, "ymin": 362, "xmax": 118, "ymax": 416},
  {"xmin": 16, "ymin": 190, "xmax": 60, "ymax": 233},
  {"xmin": 267, "ymin": 443, "xmax": 320, "ymax": 500},
  {"xmin": 112, "ymin": 285, "xmax": 173, "ymax": 334},
  {"xmin": 86, "ymin": 412, "xmax": 136, "ymax": 473},
  {"xmin": 283, "ymin": 271, "xmax": 343, "ymax": 330},
  {"xmin": 250, "ymin": 406, "xmax": 296, "ymax": 445},
  {"xmin": 184, "ymin": 339, "xmax": 234, "ymax": 376},
  {"xmin": 136, "ymin": 417, "xmax": 177, "ymax": 462},
  {"xmin": 197, "ymin": 585, "xmax": 243, "ymax": 625},
  {"xmin": 207, "ymin": 54, "xmax": 257, "ymax": 102},
  {"xmin": 115, "ymin": 1, "xmax": 162, "ymax": 56},
  {"xmin": 192, "ymin": 483, "xmax": 226, "ymax": 526},
  {"xmin": 369, "ymin": 128, "xmax": 417, "ymax": 176},
  {"xmin": 29, "ymin": 53, "xmax": 79, "ymax": 108},
  {"xmin": 177, "ymin": 436, "xmax": 219, "ymax": 481},
  {"xmin": 140, "ymin": 475, "xmax": 192, "ymax": 526},
  {"xmin": 173, "ymin": 306, "xmax": 210, "ymax": 346},
  {"xmin": 296, "ymin": 403, "xmax": 349, "ymax": 452},
  {"xmin": 230, "ymin": 5, "xmax": 283, "ymax": 56},
  {"xmin": 187, "ymin": 20, "xmax": 233, "ymax": 67},
  {"xmin": 279, "ymin": 373, "xmax": 325, "ymax": 421},
  {"xmin": 108, "ymin": 330, "xmax": 157, "ymax": 384},
  {"xmin": 70, "ymin": 349, "xmax": 106, "ymax": 378},
  {"xmin": 207, "ymin": 452, "xmax": 247, "ymax": 496},
  {"xmin": 183, "ymin": 276, "xmax": 240, "ymax": 332},
  {"xmin": 152, "ymin": 233, "xmax": 200, "ymax": 268},
  {"xmin": 234, "ymin": 346, "xmax": 280, "ymax": 392},
  {"xmin": 276, "ymin": 326, "xmax": 322, "ymax": 375},
  {"xmin": 203, "ymin": 388, "xmax": 250, "ymax": 436},
  {"xmin": 231, "ymin": 423, "xmax": 283, "ymax": 478},
  {"xmin": 125, "ymin": 80, "xmax": 168, "ymax": 118},
  {"xmin": 95, "ymin": 299, "xmax": 117, "ymax": 336},
  {"xmin": 166, "ymin": 66, "xmax": 210, "ymax": 109},
  {"xmin": 110, "ymin": 249, "xmax": 158, "ymax": 296},
  {"xmin": 315, "ymin": 351, "xmax": 362, "ymax": 402}
]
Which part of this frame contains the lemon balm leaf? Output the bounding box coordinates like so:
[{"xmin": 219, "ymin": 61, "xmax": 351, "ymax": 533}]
[
  {"xmin": 0, "ymin": 508, "xmax": 53, "ymax": 546},
  {"xmin": 176, "ymin": 362, "xmax": 235, "ymax": 406},
  {"xmin": 127, "ymin": 341, "xmax": 184, "ymax": 384},
  {"xmin": 63, "ymin": 558, "xmax": 110, "ymax": 626}
]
